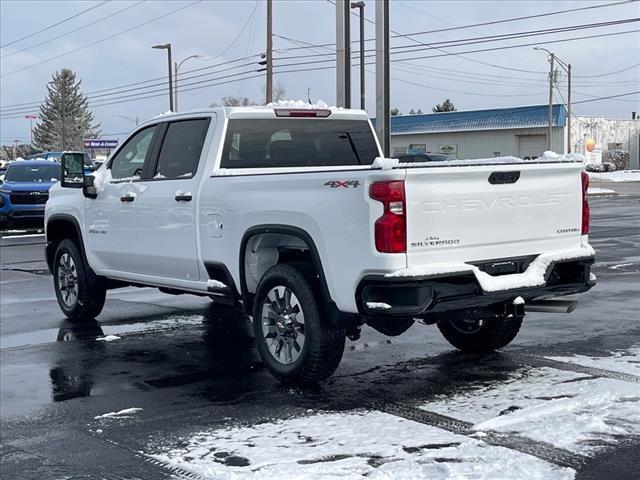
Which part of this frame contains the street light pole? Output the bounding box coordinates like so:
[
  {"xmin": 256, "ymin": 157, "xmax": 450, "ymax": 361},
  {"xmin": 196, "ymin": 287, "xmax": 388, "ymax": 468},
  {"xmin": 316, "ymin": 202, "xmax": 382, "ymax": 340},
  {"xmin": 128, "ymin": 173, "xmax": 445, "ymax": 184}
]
[
  {"xmin": 152, "ymin": 43, "xmax": 174, "ymax": 111},
  {"xmin": 351, "ymin": 2, "xmax": 365, "ymax": 110},
  {"xmin": 174, "ymin": 54, "xmax": 201, "ymax": 112}
]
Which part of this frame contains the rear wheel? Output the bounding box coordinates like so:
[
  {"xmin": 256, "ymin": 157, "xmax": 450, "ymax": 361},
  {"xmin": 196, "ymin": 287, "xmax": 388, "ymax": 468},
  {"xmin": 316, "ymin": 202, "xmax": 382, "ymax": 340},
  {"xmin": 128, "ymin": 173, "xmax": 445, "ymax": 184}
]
[
  {"xmin": 437, "ymin": 308, "xmax": 522, "ymax": 353},
  {"xmin": 53, "ymin": 239, "xmax": 106, "ymax": 321},
  {"xmin": 253, "ymin": 264, "xmax": 345, "ymax": 384}
]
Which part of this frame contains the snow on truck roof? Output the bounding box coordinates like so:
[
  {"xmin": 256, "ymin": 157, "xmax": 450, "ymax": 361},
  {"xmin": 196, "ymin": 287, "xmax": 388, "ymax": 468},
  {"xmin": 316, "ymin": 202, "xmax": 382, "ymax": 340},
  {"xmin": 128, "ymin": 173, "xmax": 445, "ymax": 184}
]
[{"xmin": 146, "ymin": 101, "xmax": 369, "ymax": 125}]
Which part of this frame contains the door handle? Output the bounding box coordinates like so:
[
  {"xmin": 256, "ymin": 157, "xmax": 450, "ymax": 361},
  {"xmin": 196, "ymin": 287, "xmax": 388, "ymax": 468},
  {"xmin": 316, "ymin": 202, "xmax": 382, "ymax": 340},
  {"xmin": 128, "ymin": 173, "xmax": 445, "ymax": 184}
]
[
  {"xmin": 120, "ymin": 193, "xmax": 135, "ymax": 202},
  {"xmin": 175, "ymin": 192, "xmax": 192, "ymax": 202}
]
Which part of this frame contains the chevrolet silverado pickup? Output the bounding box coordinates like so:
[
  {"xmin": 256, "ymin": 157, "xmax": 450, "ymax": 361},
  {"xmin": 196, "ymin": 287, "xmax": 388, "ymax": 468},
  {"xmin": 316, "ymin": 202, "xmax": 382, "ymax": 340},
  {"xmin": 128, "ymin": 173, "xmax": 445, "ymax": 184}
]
[{"xmin": 45, "ymin": 106, "xmax": 595, "ymax": 384}]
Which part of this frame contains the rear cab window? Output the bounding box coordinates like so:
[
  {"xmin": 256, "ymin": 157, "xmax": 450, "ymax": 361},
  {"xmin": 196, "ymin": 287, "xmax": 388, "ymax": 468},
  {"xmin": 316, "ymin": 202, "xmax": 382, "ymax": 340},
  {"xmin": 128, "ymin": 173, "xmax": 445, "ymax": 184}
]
[{"xmin": 220, "ymin": 119, "xmax": 378, "ymax": 169}]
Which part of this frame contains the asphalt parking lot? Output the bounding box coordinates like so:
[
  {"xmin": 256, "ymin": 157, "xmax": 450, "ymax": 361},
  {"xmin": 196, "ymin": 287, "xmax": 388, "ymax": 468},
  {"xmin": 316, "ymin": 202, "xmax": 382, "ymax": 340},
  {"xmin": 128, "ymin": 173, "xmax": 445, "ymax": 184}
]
[{"xmin": 1, "ymin": 192, "xmax": 639, "ymax": 479}]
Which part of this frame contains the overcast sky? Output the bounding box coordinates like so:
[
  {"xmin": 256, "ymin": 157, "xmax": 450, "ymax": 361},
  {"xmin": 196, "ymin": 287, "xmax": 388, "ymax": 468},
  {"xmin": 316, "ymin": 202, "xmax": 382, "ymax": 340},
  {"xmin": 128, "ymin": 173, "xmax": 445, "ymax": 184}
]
[{"xmin": 1, "ymin": 0, "xmax": 639, "ymax": 144}]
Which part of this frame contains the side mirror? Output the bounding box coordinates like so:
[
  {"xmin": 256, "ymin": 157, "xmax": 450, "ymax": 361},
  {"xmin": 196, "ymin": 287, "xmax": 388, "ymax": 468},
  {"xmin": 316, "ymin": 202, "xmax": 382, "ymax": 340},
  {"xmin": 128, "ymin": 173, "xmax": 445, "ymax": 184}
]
[
  {"xmin": 83, "ymin": 175, "xmax": 98, "ymax": 199},
  {"xmin": 60, "ymin": 153, "xmax": 84, "ymax": 189}
]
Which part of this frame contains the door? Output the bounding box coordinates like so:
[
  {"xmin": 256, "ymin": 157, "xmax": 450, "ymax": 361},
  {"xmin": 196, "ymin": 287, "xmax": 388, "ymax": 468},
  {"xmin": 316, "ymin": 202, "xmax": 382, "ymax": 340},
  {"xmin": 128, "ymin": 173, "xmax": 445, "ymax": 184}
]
[
  {"xmin": 130, "ymin": 118, "xmax": 211, "ymax": 281},
  {"xmin": 84, "ymin": 125, "xmax": 158, "ymax": 272},
  {"xmin": 518, "ymin": 135, "xmax": 546, "ymax": 160}
]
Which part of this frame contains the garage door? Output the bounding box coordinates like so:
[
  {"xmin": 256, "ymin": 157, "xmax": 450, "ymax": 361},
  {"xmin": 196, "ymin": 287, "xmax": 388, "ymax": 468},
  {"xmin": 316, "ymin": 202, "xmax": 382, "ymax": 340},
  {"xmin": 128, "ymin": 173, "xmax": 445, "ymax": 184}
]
[{"xmin": 518, "ymin": 135, "xmax": 546, "ymax": 160}]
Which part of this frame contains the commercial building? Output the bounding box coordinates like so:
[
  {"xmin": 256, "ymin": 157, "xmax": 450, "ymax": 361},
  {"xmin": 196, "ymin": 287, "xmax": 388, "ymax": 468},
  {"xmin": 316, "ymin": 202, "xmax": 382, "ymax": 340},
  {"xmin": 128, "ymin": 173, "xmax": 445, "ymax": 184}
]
[{"xmin": 387, "ymin": 104, "xmax": 567, "ymax": 160}]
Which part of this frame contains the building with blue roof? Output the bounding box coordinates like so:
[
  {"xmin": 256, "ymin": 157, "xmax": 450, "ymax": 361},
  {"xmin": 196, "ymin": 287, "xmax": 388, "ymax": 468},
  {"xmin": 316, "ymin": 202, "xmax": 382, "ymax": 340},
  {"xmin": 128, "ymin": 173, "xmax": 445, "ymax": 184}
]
[{"xmin": 375, "ymin": 104, "xmax": 568, "ymax": 160}]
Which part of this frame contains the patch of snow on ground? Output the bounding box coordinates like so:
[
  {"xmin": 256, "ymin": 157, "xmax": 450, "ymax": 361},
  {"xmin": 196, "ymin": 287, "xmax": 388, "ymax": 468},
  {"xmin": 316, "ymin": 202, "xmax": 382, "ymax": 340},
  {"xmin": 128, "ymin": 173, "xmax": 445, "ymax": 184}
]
[
  {"xmin": 587, "ymin": 187, "xmax": 616, "ymax": 195},
  {"xmin": 423, "ymin": 350, "xmax": 640, "ymax": 454},
  {"xmin": 548, "ymin": 345, "xmax": 640, "ymax": 377},
  {"xmin": 149, "ymin": 411, "xmax": 574, "ymax": 480},
  {"xmin": 96, "ymin": 335, "xmax": 121, "ymax": 342},
  {"xmin": 94, "ymin": 407, "xmax": 142, "ymax": 419},
  {"xmin": 588, "ymin": 170, "xmax": 640, "ymax": 182}
]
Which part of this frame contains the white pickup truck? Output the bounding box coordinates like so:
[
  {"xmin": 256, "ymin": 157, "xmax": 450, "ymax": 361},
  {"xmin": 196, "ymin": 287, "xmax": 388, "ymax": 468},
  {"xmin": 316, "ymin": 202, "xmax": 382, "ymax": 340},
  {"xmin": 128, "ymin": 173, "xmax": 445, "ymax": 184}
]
[{"xmin": 45, "ymin": 106, "xmax": 595, "ymax": 384}]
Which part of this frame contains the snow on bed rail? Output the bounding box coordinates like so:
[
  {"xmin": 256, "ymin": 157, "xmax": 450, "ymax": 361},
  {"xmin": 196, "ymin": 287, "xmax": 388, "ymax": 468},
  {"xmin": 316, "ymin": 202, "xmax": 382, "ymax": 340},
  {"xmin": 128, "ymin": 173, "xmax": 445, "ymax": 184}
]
[
  {"xmin": 386, "ymin": 243, "xmax": 595, "ymax": 293},
  {"xmin": 399, "ymin": 152, "xmax": 585, "ymax": 169}
]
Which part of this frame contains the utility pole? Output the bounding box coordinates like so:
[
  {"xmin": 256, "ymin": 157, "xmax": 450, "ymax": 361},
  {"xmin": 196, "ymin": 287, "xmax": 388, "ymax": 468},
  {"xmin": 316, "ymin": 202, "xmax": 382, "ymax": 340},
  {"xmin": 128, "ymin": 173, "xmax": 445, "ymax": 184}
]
[
  {"xmin": 351, "ymin": 2, "xmax": 365, "ymax": 110},
  {"xmin": 375, "ymin": 0, "xmax": 390, "ymax": 156},
  {"xmin": 266, "ymin": 0, "xmax": 273, "ymax": 104},
  {"xmin": 546, "ymin": 52, "xmax": 555, "ymax": 151},
  {"xmin": 336, "ymin": 0, "xmax": 351, "ymax": 108},
  {"xmin": 567, "ymin": 63, "xmax": 572, "ymax": 153},
  {"xmin": 13, "ymin": 140, "xmax": 18, "ymax": 160}
]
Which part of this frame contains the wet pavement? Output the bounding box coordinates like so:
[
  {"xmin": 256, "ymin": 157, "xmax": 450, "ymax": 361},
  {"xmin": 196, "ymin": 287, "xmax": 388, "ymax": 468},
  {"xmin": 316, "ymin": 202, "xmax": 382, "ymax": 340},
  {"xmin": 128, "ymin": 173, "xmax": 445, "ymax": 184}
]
[{"xmin": 1, "ymin": 194, "xmax": 639, "ymax": 479}]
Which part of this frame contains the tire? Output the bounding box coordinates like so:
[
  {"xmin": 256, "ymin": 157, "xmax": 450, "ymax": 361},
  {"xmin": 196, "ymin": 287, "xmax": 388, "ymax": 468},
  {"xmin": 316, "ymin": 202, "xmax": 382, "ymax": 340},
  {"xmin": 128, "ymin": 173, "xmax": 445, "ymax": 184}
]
[
  {"xmin": 437, "ymin": 308, "xmax": 522, "ymax": 353},
  {"xmin": 252, "ymin": 263, "xmax": 345, "ymax": 385},
  {"xmin": 53, "ymin": 239, "xmax": 106, "ymax": 321}
]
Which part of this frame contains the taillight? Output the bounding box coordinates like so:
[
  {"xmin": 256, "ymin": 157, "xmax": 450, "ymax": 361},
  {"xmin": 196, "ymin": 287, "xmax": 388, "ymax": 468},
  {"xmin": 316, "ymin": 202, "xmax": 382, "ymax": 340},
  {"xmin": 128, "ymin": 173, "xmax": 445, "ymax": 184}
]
[
  {"xmin": 370, "ymin": 180, "xmax": 406, "ymax": 253},
  {"xmin": 581, "ymin": 171, "xmax": 590, "ymax": 235}
]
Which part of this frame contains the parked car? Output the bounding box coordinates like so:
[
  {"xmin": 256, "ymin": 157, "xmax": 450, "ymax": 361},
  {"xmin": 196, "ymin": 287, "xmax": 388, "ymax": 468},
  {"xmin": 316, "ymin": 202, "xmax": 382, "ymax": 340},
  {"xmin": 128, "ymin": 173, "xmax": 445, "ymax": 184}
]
[
  {"xmin": 27, "ymin": 151, "xmax": 94, "ymax": 175},
  {"xmin": 45, "ymin": 107, "xmax": 595, "ymax": 384},
  {"xmin": 1, "ymin": 159, "xmax": 60, "ymax": 229},
  {"xmin": 397, "ymin": 152, "xmax": 452, "ymax": 163}
]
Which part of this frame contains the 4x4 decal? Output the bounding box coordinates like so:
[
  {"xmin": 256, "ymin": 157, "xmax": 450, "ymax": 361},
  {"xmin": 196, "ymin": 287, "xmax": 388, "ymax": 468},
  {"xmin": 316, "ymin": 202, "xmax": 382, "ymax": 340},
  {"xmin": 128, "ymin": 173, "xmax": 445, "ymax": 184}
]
[{"xmin": 324, "ymin": 180, "xmax": 360, "ymax": 188}]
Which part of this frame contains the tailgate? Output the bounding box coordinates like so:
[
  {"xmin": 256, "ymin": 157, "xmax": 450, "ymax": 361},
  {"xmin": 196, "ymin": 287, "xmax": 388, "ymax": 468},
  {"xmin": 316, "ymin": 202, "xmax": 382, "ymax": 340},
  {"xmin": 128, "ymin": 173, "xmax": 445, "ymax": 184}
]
[{"xmin": 404, "ymin": 162, "xmax": 585, "ymax": 267}]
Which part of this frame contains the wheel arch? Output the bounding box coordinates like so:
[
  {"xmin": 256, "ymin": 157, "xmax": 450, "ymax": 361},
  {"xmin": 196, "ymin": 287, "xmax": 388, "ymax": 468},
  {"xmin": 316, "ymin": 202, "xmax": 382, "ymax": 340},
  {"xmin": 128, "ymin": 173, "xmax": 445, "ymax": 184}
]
[
  {"xmin": 239, "ymin": 224, "xmax": 358, "ymax": 328},
  {"xmin": 46, "ymin": 214, "xmax": 87, "ymax": 273}
]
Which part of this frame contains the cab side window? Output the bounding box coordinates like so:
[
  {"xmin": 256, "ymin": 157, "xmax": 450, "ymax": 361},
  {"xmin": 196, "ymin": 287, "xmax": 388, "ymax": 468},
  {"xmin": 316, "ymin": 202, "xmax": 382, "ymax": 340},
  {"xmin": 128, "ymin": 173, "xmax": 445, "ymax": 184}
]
[
  {"xmin": 154, "ymin": 119, "xmax": 209, "ymax": 179},
  {"xmin": 110, "ymin": 126, "xmax": 157, "ymax": 180}
]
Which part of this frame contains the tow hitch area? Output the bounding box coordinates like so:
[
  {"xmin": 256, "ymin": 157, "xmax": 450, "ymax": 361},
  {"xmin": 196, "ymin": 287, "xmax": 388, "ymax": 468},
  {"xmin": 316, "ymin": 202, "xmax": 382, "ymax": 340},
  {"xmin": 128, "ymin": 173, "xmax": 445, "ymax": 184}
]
[{"xmin": 525, "ymin": 299, "xmax": 578, "ymax": 314}]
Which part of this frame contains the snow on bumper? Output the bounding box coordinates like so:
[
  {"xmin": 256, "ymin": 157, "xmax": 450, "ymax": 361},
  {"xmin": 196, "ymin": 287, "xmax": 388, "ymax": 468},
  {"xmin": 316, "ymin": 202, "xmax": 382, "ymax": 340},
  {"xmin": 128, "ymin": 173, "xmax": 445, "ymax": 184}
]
[
  {"xmin": 386, "ymin": 243, "xmax": 595, "ymax": 293},
  {"xmin": 357, "ymin": 243, "xmax": 595, "ymax": 316}
]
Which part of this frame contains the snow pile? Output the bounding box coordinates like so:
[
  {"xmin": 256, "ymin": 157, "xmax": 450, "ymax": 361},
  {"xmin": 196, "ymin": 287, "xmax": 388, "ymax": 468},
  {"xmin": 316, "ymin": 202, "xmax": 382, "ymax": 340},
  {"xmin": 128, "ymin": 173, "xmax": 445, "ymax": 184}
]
[
  {"xmin": 588, "ymin": 170, "xmax": 640, "ymax": 182},
  {"xmin": 512, "ymin": 296, "xmax": 525, "ymax": 305},
  {"xmin": 386, "ymin": 243, "xmax": 595, "ymax": 293},
  {"xmin": 372, "ymin": 157, "xmax": 399, "ymax": 170},
  {"xmin": 267, "ymin": 99, "xmax": 333, "ymax": 109},
  {"xmin": 212, "ymin": 168, "xmax": 234, "ymax": 176},
  {"xmin": 366, "ymin": 302, "xmax": 392, "ymax": 310},
  {"xmin": 424, "ymin": 347, "xmax": 640, "ymax": 453},
  {"xmin": 149, "ymin": 411, "xmax": 573, "ymax": 480},
  {"xmin": 207, "ymin": 279, "xmax": 227, "ymax": 289},
  {"xmin": 154, "ymin": 110, "xmax": 174, "ymax": 118},
  {"xmin": 94, "ymin": 407, "xmax": 142, "ymax": 419}
]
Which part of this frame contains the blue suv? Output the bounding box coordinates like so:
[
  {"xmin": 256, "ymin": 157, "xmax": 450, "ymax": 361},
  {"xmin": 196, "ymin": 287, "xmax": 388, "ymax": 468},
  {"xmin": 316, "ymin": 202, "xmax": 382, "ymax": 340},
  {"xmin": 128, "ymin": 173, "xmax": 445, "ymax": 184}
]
[
  {"xmin": 0, "ymin": 159, "xmax": 60, "ymax": 229},
  {"xmin": 27, "ymin": 151, "xmax": 94, "ymax": 175}
]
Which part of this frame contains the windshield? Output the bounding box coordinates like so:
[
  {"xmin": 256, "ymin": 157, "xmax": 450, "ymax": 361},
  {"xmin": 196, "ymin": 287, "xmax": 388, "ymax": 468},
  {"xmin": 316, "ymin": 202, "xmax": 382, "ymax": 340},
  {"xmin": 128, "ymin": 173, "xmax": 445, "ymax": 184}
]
[{"xmin": 5, "ymin": 164, "xmax": 60, "ymax": 182}]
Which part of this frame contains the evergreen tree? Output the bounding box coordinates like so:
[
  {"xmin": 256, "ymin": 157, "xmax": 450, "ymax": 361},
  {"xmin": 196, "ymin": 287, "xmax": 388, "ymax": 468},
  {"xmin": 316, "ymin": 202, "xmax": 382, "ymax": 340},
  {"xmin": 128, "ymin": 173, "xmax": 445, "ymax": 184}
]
[
  {"xmin": 432, "ymin": 99, "xmax": 456, "ymax": 113},
  {"xmin": 390, "ymin": 107, "xmax": 401, "ymax": 116},
  {"xmin": 32, "ymin": 69, "xmax": 100, "ymax": 151}
]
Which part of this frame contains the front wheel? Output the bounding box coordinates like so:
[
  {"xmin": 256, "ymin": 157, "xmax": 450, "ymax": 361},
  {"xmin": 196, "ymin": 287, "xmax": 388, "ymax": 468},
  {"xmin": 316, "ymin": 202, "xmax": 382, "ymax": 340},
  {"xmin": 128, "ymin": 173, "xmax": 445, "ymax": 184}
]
[
  {"xmin": 437, "ymin": 308, "xmax": 522, "ymax": 353},
  {"xmin": 252, "ymin": 264, "xmax": 345, "ymax": 385},
  {"xmin": 53, "ymin": 239, "xmax": 106, "ymax": 321}
]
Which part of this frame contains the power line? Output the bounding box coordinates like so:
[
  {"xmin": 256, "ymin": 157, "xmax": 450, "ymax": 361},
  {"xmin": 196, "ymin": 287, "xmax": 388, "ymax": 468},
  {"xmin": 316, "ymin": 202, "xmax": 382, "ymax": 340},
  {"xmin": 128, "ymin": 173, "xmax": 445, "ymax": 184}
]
[
  {"xmin": 271, "ymin": 29, "xmax": 639, "ymax": 70},
  {"xmin": 573, "ymin": 62, "xmax": 640, "ymax": 78},
  {"xmin": 1, "ymin": 1, "xmax": 203, "ymax": 78},
  {"xmin": 1, "ymin": 1, "xmax": 146, "ymax": 60},
  {"xmin": 274, "ymin": 18, "xmax": 639, "ymax": 61},
  {"xmin": 0, "ymin": 0, "xmax": 109, "ymax": 49}
]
